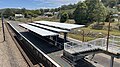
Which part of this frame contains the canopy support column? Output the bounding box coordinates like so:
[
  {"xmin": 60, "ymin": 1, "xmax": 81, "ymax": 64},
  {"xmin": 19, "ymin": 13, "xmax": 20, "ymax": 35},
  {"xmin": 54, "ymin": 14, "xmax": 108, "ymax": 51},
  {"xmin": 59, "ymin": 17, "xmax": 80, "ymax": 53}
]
[
  {"xmin": 110, "ymin": 56, "xmax": 114, "ymax": 67},
  {"xmin": 55, "ymin": 35, "xmax": 58, "ymax": 46},
  {"xmin": 64, "ymin": 32, "xmax": 67, "ymax": 43}
]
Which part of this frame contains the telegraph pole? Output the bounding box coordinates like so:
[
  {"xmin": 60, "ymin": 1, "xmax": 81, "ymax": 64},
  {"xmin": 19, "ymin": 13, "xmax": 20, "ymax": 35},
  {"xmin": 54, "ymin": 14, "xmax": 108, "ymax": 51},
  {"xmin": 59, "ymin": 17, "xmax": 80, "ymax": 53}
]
[
  {"xmin": 1, "ymin": 14, "xmax": 5, "ymax": 41},
  {"xmin": 82, "ymin": 30, "xmax": 85, "ymax": 42},
  {"xmin": 106, "ymin": 14, "xmax": 112, "ymax": 51},
  {"xmin": 106, "ymin": 20, "xmax": 110, "ymax": 51}
]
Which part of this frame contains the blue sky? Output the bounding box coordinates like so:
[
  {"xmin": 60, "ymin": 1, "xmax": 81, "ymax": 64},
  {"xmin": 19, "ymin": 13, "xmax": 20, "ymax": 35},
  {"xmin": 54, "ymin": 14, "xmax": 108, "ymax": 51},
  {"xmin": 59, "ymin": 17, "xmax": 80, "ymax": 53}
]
[{"xmin": 0, "ymin": 0, "xmax": 84, "ymax": 9}]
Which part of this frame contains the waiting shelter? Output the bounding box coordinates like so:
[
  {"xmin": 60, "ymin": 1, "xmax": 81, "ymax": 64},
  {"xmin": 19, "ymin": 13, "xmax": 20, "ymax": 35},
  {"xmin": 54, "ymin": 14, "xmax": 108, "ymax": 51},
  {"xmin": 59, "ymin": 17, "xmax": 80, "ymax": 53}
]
[{"xmin": 19, "ymin": 21, "xmax": 84, "ymax": 48}]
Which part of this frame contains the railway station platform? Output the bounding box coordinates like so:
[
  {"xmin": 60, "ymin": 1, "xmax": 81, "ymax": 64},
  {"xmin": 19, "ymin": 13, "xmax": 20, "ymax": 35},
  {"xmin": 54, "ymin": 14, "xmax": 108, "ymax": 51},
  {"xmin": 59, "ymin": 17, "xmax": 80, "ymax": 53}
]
[{"xmin": 6, "ymin": 20, "xmax": 120, "ymax": 67}]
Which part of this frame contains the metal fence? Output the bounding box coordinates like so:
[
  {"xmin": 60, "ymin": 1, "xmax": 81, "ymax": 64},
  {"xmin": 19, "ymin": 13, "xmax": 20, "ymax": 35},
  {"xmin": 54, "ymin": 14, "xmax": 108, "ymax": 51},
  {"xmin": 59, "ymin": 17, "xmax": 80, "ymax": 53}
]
[{"xmin": 64, "ymin": 36, "xmax": 120, "ymax": 54}]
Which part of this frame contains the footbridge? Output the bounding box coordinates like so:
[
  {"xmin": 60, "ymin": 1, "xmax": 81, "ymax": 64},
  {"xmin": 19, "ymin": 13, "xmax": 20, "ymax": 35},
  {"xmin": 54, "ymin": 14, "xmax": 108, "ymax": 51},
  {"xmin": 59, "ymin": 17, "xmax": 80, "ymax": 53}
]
[{"xmin": 64, "ymin": 35, "xmax": 120, "ymax": 67}]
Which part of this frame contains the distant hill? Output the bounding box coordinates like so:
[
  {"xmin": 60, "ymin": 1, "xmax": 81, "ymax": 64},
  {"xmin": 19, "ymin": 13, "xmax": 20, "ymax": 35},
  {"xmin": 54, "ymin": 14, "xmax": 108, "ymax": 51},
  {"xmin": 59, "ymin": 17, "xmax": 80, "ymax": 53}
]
[{"xmin": 1, "ymin": 0, "xmax": 120, "ymax": 18}]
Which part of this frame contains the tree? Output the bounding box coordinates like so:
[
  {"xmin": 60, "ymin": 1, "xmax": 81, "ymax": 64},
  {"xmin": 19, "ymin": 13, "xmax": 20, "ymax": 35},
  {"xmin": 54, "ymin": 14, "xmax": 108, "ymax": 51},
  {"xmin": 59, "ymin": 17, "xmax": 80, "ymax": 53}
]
[
  {"xmin": 44, "ymin": 9, "xmax": 49, "ymax": 12},
  {"xmin": 85, "ymin": 0, "xmax": 108, "ymax": 23},
  {"xmin": 21, "ymin": 8, "xmax": 26, "ymax": 15},
  {"xmin": 60, "ymin": 12, "xmax": 69, "ymax": 23},
  {"xmin": 24, "ymin": 10, "xmax": 33, "ymax": 18},
  {"xmin": 3, "ymin": 8, "xmax": 14, "ymax": 18},
  {"xmin": 60, "ymin": 4, "xmax": 77, "ymax": 10},
  {"xmin": 101, "ymin": 0, "xmax": 109, "ymax": 6},
  {"xmin": 73, "ymin": 2, "xmax": 88, "ymax": 24},
  {"xmin": 40, "ymin": 9, "xmax": 44, "ymax": 15},
  {"xmin": 50, "ymin": 9, "xmax": 54, "ymax": 12},
  {"xmin": 101, "ymin": 0, "xmax": 118, "ymax": 8},
  {"xmin": 32, "ymin": 10, "xmax": 41, "ymax": 16},
  {"xmin": 68, "ymin": 12, "xmax": 74, "ymax": 19}
]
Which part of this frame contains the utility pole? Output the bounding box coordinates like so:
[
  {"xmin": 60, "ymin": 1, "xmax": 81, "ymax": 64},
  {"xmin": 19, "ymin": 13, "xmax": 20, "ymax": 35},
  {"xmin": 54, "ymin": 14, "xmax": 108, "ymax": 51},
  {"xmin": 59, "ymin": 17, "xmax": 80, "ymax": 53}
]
[
  {"xmin": 106, "ymin": 14, "xmax": 112, "ymax": 51},
  {"xmin": 1, "ymin": 15, "xmax": 5, "ymax": 41},
  {"xmin": 106, "ymin": 21, "xmax": 110, "ymax": 51},
  {"xmin": 82, "ymin": 30, "xmax": 85, "ymax": 42}
]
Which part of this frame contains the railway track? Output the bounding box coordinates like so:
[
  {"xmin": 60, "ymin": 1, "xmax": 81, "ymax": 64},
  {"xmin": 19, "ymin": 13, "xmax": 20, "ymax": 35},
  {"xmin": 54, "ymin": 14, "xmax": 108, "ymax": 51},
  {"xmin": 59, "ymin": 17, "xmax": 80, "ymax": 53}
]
[{"xmin": 5, "ymin": 21, "xmax": 44, "ymax": 67}]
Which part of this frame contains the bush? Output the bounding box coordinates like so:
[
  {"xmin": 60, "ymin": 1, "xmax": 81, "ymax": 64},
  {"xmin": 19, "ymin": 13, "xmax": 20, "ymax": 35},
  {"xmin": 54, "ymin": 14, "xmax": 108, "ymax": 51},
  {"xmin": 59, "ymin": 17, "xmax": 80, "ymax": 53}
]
[
  {"xmin": 60, "ymin": 12, "xmax": 69, "ymax": 23},
  {"xmin": 89, "ymin": 22, "xmax": 104, "ymax": 30}
]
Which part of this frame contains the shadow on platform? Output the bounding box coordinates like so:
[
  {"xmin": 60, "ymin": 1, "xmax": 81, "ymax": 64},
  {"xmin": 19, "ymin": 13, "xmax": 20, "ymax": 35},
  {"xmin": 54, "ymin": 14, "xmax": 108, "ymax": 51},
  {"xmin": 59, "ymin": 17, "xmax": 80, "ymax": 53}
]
[{"xmin": 20, "ymin": 32, "xmax": 63, "ymax": 54}]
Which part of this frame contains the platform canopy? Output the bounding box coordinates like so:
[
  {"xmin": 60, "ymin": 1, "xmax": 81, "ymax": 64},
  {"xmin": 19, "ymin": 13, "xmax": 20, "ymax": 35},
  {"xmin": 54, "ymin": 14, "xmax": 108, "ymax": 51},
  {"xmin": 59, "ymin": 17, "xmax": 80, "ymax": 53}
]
[
  {"xmin": 19, "ymin": 24, "xmax": 58, "ymax": 36},
  {"xmin": 29, "ymin": 23, "xmax": 69, "ymax": 33},
  {"xmin": 34, "ymin": 21, "xmax": 85, "ymax": 30}
]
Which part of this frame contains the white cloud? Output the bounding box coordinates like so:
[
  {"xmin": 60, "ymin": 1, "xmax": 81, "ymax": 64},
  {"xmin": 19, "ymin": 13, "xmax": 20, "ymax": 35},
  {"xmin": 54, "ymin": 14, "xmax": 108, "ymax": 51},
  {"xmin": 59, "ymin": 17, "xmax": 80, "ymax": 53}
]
[
  {"xmin": 33, "ymin": 0, "xmax": 85, "ymax": 8},
  {"xmin": 34, "ymin": 0, "xmax": 84, "ymax": 4}
]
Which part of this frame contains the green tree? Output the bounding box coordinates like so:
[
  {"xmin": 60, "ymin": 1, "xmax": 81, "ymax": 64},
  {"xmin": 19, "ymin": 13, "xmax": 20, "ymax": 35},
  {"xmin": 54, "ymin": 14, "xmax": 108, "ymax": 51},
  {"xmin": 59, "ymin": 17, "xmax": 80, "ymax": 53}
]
[
  {"xmin": 101, "ymin": 0, "xmax": 118, "ymax": 8},
  {"xmin": 21, "ymin": 8, "xmax": 26, "ymax": 15},
  {"xmin": 40, "ymin": 9, "xmax": 44, "ymax": 15},
  {"xmin": 24, "ymin": 10, "xmax": 33, "ymax": 18},
  {"xmin": 85, "ymin": 0, "xmax": 108, "ymax": 23},
  {"xmin": 33, "ymin": 10, "xmax": 41, "ymax": 15},
  {"xmin": 44, "ymin": 9, "xmax": 49, "ymax": 12},
  {"xmin": 3, "ymin": 8, "xmax": 14, "ymax": 18},
  {"xmin": 68, "ymin": 12, "xmax": 74, "ymax": 19},
  {"xmin": 73, "ymin": 2, "xmax": 88, "ymax": 24},
  {"xmin": 60, "ymin": 12, "xmax": 69, "ymax": 23}
]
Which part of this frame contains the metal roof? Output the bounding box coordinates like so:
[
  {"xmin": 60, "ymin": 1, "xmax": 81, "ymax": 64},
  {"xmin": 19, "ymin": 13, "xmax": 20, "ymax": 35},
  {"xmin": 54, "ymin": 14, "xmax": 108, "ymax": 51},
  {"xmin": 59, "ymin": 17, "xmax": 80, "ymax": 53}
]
[
  {"xmin": 34, "ymin": 21, "xmax": 85, "ymax": 30},
  {"xmin": 19, "ymin": 24, "xmax": 58, "ymax": 36},
  {"xmin": 29, "ymin": 23, "xmax": 69, "ymax": 33}
]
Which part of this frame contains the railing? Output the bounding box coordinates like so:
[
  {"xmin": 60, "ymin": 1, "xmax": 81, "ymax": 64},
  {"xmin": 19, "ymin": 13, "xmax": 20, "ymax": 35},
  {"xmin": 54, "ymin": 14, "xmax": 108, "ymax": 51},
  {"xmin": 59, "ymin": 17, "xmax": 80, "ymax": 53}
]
[{"xmin": 64, "ymin": 36, "xmax": 120, "ymax": 54}]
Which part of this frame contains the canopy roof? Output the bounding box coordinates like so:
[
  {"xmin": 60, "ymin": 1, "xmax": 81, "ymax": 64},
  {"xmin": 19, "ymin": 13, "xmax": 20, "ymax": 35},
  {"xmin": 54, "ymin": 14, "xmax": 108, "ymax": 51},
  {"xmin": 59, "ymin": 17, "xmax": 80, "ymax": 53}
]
[
  {"xmin": 19, "ymin": 24, "xmax": 58, "ymax": 36},
  {"xmin": 29, "ymin": 23, "xmax": 69, "ymax": 33},
  {"xmin": 34, "ymin": 21, "xmax": 84, "ymax": 30}
]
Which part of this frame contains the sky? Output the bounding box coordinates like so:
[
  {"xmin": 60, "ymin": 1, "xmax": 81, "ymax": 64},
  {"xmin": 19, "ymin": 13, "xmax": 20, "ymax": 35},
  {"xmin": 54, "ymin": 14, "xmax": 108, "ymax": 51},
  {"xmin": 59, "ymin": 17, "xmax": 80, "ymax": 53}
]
[{"xmin": 0, "ymin": 0, "xmax": 84, "ymax": 9}]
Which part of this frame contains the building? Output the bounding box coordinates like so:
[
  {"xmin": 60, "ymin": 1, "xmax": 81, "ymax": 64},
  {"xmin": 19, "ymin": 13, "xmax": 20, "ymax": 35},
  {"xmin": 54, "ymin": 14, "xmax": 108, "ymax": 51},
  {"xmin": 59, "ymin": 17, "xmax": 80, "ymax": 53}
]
[
  {"xmin": 44, "ymin": 12, "xmax": 53, "ymax": 17},
  {"xmin": 15, "ymin": 14, "xmax": 24, "ymax": 18}
]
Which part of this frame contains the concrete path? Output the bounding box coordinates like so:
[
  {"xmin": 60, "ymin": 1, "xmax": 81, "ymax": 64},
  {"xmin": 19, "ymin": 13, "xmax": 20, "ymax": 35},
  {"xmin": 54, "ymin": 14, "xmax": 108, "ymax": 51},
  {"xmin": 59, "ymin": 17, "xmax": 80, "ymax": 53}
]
[
  {"xmin": 93, "ymin": 53, "xmax": 120, "ymax": 67},
  {"xmin": 0, "ymin": 21, "xmax": 28, "ymax": 67}
]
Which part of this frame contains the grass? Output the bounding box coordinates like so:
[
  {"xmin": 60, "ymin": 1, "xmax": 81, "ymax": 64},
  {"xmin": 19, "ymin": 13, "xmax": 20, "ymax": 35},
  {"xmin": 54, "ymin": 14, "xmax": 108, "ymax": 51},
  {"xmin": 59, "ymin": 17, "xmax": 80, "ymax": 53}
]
[
  {"xmin": 68, "ymin": 33, "xmax": 95, "ymax": 42},
  {"xmin": 68, "ymin": 21, "xmax": 120, "ymax": 41},
  {"xmin": 81, "ymin": 27, "xmax": 120, "ymax": 36},
  {"xmin": 71, "ymin": 27, "xmax": 120, "ymax": 41}
]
